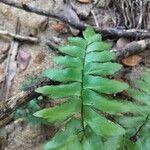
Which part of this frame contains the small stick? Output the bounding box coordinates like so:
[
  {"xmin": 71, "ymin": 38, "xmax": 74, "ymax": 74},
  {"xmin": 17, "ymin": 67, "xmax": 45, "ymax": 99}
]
[
  {"xmin": 117, "ymin": 38, "xmax": 150, "ymax": 58},
  {"xmin": 0, "ymin": 78, "xmax": 58, "ymax": 123},
  {"xmin": 0, "ymin": 30, "xmax": 38, "ymax": 43},
  {"xmin": 0, "ymin": 53, "xmax": 7, "ymax": 63},
  {"xmin": 46, "ymin": 41, "xmax": 60, "ymax": 54},
  {"xmin": 0, "ymin": 116, "xmax": 13, "ymax": 128},
  {"xmin": 136, "ymin": 0, "xmax": 144, "ymax": 29},
  {"xmin": 0, "ymin": 19, "xmax": 20, "ymax": 100},
  {"xmin": 0, "ymin": 90, "xmax": 39, "ymax": 127},
  {"xmin": 91, "ymin": 10, "xmax": 99, "ymax": 27},
  {"xmin": 0, "ymin": 0, "xmax": 149, "ymax": 38}
]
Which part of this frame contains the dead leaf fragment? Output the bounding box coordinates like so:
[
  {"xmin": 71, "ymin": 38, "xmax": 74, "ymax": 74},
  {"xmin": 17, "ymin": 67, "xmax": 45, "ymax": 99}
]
[
  {"xmin": 77, "ymin": 0, "xmax": 92, "ymax": 3},
  {"xmin": 114, "ymin": 76, "xmax": 126, "ymax": 83},
  {"xmin": 17, "ymin": 50, "xmax": 31, "ymax": 71},
  {"xmin": 122, "ymin": 55, "xmax": 142, "ymax": 66},
  {"xmin": 52, "ymin": 22, "xmax": 67, "ymax": 33}
]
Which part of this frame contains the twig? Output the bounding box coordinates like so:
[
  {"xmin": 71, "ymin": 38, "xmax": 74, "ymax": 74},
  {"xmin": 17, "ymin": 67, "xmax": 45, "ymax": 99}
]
[
  {"xmin": 144, "ymin": 1, "xmax": 150, "ymax": 29},
  {"xmin": 0, "ymin": 30, "xmax": 38, "ymax": 43},
  {"xmin": 46, "ymin": 41, "xmax": 60, "ymax": 54},
  {"xmin": 91, "ymin": 10, "xmax": 99, "ymax": 27},
  {"xmin": 117, "ymin": 38, "xmax": 150, "ymax": 58},
  {"xmin": 0, "ymin": 116, "xmax": 13, "ymax": 128},
  {"xmin": 1, "ymin": 19, "xmax": 20, "ymax": 100},
  {"xmin": 0, "ymin": 78, "xmax": 58, "ymax": 127},
  {"xmin": 0, "ymin": 0, "xmax": 150, "ymax": 38},
  {"xmin": 136, "ymin": 0, "xmax": 144, "ymax": 29},
  {"xmin": 0, "ymin": 53, "xmax": 7, "ymax": 63},
  {"xmin": 0, "ymin": 91, "xmax": 39, "ymax": 123}
]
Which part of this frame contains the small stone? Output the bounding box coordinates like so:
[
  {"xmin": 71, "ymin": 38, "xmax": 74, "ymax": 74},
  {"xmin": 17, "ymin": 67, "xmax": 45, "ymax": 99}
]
[
  {"xmin": 69, "ymin": 26, "xmax": 80, "ymax": 36},
  {"xmin": 116, "ymin": 38, "xmax": 130, "ymax": 50},
  {"xmin": 17, "ymin": 50, "xmax": 31, "ymax": 71}
]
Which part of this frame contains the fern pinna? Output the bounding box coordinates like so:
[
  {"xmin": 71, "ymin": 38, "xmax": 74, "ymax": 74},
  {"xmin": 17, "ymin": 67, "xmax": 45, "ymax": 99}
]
[{"xmin": 34, "ymin": 27, "xmax": 141, "ymax": 149}]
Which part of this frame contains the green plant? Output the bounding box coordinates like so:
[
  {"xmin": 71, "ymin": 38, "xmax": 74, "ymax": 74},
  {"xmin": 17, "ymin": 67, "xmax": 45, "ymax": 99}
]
[
  {"xmin": 12, "ymin": 76, "xmax": 47, "ymax": 125},
  {"xmin": 11, "ymin": 96, "xmax": 47, "ymax": 125},
  {"xmin": 33, "ymin": 27, "xmax": 150, "ymax": 149},
  {"xmin": 20, "ymin": 75, "xmax": 42, "ymax": 91},
  {"xmin": 116, "ymin": 69, "xmax": 150, "ymax": 149}
]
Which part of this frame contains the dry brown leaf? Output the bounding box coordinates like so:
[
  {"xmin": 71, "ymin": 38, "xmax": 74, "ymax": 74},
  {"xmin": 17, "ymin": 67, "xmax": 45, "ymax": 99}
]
[
  {"xmin": 122, "ymin": 55, "xmax": 142, "ymax": 66},
  {"xmin": 114, "ymin": 76, "xmax": 126, "ymax": 83},
  {"xmin": 52, "ymin": 22, "xmax": 66, "ymax": 32},
  {"xmin": 77, "ymin": 0, "xmax": 92, "ymax": 3}
]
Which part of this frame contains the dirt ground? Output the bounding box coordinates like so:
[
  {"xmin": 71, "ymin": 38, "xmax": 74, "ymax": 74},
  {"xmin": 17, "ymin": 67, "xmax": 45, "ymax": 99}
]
[{"xmin": 0, "ymin": 0, "xmax": 149, "ymax": 149}]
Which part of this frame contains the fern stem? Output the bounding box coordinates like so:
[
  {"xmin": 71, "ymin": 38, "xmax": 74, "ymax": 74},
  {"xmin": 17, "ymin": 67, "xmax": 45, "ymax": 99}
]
[
  {"xmin": 80, "ymin": 46, "xmax": 87, "ymax": 133},
  {"xmin": 81, "ymin": 97, "xmax": 85, "ymax": 132},
  {"xmin": 81, "ymin": 69, "xmax": 85, "ymax": 132}
]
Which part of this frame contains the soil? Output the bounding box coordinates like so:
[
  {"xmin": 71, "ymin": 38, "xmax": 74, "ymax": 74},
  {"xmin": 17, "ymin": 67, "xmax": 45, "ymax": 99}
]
[{"xmin": 0, "ymin": 0, "xmax": 149, "ymax": 149}]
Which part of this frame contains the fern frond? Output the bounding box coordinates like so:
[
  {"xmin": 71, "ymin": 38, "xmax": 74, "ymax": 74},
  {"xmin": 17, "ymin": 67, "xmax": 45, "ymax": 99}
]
[
  {"xmin": 116, "ymin": 69, "xmax": 150, "ymax": 149},
  {"xmin": 33, "ymin": 27, "xmax": 137, "ymax": 149},
  {"xmin": 127, "ymin": 69, "xmax": 150, "ymax": 115}
]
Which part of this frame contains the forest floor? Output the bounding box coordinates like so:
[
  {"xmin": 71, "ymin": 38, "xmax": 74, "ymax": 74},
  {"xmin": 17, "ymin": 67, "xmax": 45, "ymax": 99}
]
[{"xmin": 0, "ymin": 0, "xmax": 150, "ymax": 149}]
